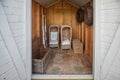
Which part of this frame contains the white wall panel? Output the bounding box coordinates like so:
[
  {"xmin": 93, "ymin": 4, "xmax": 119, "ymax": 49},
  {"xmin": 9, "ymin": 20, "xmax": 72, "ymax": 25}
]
[
  {"xmin": 105, "ymin": 49, "xmax": 120, "ymax": 80},
  {"xmin": 0, "ymin": 0, "xmax": 26, "ymax": 80},
  {"xmin": 2, "ymin": 0, "xmax": 23, "ymax": 8},
  {"xmin": 101, "ymin": 0, "xmax": 120, "ymax": 80},
  {"xmin": 0, "ymin": 34, "xmax": 2, "ymax": 41},
  {"xmin": 102, "ymin": 0, "xmax": 120, "ymax": 4},
  {"xmin": 7, "ymin": 15, "xmax": 24, "ymax": 23},
  {"xmin": 2, "ymin": 0, "xmax": 26, "ymax": 63},
  {"xmin": 4, "ymin": 7, "xmax": 24, "ymax": 16}
]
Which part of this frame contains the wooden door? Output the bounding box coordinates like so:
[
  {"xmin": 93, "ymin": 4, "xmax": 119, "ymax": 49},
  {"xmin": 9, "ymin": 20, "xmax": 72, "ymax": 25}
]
[{"xmin": 0, "ymin": 1, "xmax": 26, "ymax": 80}]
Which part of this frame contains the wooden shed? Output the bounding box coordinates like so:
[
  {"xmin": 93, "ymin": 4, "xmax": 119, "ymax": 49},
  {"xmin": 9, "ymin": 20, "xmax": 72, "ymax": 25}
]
[
  {"xmin": 32, "ymin": 0, "xmax": 93, "ymax": 75},
  {"xmin": 1, "ymin": 0, "xmax": 120, "ymax": 80}
]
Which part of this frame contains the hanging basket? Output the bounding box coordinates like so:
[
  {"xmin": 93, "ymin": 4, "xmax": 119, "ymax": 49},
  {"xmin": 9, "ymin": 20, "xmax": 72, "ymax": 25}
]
[
  {"xmin": 84, "ymin": 6, "xmax": 93, "ymax": 26},
  {"xmin": 76, "ymin": 8, "xmax": 84, "ymax": 23}
]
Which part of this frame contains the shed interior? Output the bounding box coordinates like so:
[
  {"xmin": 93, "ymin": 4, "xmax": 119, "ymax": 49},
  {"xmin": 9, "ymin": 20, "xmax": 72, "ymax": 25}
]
[{"xmin": 32, "ymin": 0, "xmax": 93, "ymax": 74}]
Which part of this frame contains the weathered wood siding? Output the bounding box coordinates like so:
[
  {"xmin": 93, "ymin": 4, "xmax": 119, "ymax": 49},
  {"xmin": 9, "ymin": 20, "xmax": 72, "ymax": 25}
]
[
  {"xmin": 82, "ymin": 1, "xmax": 93, "ymax": 63},
  {"xmin": 0, "ymin": 34, "xmax": 20, "ymax": 80},
  {"xmin": 1, "ymin": 0, "xmax": 26, "ymax": 61},
  {"xmin": 45, "ymin": 1, "xmax": 93, "ymax": 63},
  {"xmin": 46, "ymin": 1, "xmax": 80, "ymax": 40},
  {"xmin": 101, "ymin": 0, "xmax": 120, "ymax": 80},
  {"xmin": 0, "ymin": 0, "xmax": 26, "ymax": 80},
  {"xmin": 32, "ymin": 0, "xmax": 43, "ymax": 56}
]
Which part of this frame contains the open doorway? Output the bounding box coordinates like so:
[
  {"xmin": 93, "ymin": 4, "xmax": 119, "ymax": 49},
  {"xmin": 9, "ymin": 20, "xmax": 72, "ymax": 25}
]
[{"xmin": 32, "ymin": 0, "xmax": 93, "ymax": 75}]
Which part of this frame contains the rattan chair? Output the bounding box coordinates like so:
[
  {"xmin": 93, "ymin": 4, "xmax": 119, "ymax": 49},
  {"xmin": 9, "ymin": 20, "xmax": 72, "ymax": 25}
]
[
  {"xmin": 61, "ymin": 25, "xmax": 72, "ymax": 50},
  {"xmin": 49, "ymin": 25, "xmax": 59, "ymax": 48}
]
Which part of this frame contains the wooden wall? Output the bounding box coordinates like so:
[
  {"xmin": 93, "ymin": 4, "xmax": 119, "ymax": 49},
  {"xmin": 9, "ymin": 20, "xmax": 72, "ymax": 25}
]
[
  {"xmin": 45, "ymin": 1, "xmax": 81, "ymax": 41},
  {"xmin": 45, "ymin": 0, "xmax": 93, "ymax": 63},
  {"xmin": 84, "ymin": 23, "xmax": 93, "ymax": 63},
  {"xmin": 32, "ymin": 0, "xmax": 93, "ymax": 63},
  {"xmin": 32, "ymin": 0, "xmax": 43, "ymax": 55},
  {"xmin": 83, "ymin": 1, "xmax": 93, "ymax": 63},
  {"xmin": 0, "ymin": 0, "xmax": 26, "ymax": 80},
  {"xmin": 101, "ymin": 0, "xmax": 120, "ymax": 80}
]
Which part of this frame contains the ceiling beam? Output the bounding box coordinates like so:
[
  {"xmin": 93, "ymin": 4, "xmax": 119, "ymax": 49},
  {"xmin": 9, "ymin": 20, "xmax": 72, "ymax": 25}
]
[
  {"xmin": 46, "ymin": 0, "xmax": 60, "ymax": 8},
  {"xmin": 34, "ymin": 0, "xmax": 91, "ymax": 8},
  {"xmin": 66, "ymin": 0, "xmax": 79, "ymax": 8}
]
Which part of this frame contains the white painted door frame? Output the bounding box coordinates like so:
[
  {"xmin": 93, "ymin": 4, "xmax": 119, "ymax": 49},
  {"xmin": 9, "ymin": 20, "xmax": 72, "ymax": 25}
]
[
  {"xmin": 25, "ymin": 0, "xmax": 32, "ymax": 80},
  {"xmin": 25, "ymin": 0, "xmax": 101, "ymax": 80}
]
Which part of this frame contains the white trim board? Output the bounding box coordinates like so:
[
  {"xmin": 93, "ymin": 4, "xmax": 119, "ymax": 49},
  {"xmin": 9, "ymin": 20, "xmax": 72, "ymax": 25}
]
[
  {"xmin": 93, "ymin": 0, "xmax": 101, "ymax": 80},
  {"xmin": 25, "ymin": 0, "xmax": 101, "ymax": 80},
  {"xmin": 25, "ymin": 0, "xmax": 32, "ymax": 80},
  {"xmin": 32, "ymin": 74, "xmax": 93, "ymax": 79}
]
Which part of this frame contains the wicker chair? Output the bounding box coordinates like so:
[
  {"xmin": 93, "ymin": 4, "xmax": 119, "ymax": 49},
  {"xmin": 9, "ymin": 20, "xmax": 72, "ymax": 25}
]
[
  {"xmin": 61, "ymin": 25, "xmax": 72, "ymax": 50},
  {"xmin": 49, "ymin": 25, "xmax": 59, "ymax": 48}
]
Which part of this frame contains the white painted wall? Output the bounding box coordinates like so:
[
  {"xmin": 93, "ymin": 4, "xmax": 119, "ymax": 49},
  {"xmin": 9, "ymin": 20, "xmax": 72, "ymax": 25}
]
[
  {"xmin": 101, "ymin": 0, "xmax": 120, "ymax": 80},
  {"xmin": 1, "ymin": 0, "xmax": 26, "ymax": 63},
  {"xmin": 0, "ymin": 0, "xmax": 26, "ymax": 80},
  {"xmin": 0, "ymin": 34, "xmax": 20, "ymax": 80},
  {"xmin": 1, "ymin": 0, "xmax": 120, "ymax": 80}
]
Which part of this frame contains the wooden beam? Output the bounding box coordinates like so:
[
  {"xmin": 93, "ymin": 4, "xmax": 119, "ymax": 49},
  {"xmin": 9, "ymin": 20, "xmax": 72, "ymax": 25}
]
[
  {"xmin": 66, "ymin": 1, "xmax": 79, "ymax": 8},
  {"xmin": 46, "ymin": 0, "xmax": 60, "ymax": 8}
]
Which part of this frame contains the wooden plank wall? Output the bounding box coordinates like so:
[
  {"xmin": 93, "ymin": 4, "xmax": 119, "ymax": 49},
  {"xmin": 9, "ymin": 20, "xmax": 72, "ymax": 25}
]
[
  {"xmin": 82, "ymin": 1, "xmax": 93, "ymax": 63},
  {"xmin": 0, "ymin": 0, "xmax": 26, "ymax": 80},
  {"xmin": 45, "ymin": 1, "xmax": 81, "ymax": 41},
  {"xmin": 32, "ymin": 0, "xmax": 93, "ymax": 63},
  {"xmin": 101, "ymin": 0, "xmax": 120, "ymax": 80},
  {"xmin": 32, "ymin": 0, "xmax": 43, "ymax": 55},
  {"xmin": 45, "ymin": 0, "xmax": 93, "ymax": 63}
]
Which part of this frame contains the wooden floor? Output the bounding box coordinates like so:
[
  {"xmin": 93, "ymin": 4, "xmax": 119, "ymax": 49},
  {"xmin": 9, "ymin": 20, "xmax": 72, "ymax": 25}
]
[
  {"xmin": 32, "ymin": 49, "xmax": 93, "ymax": 79},
  {"xmin": 45, "ymin": 49, "xmax": 92, "ymax": 74},
  {"xmin": 33, "ymin": 48, "xmax": 92, "ymax": 75}
]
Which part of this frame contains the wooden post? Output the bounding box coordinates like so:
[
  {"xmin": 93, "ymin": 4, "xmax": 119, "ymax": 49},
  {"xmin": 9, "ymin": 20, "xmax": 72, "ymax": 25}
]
[
  {"xmin": 85, "ymin": 24, "xmax": 89, "ymax": 55},
  {"xmin": 79, "ymin": 23, "xmax": 82, "ymax": 41},
  {"xmin": 90, "ymin": 26, "xmax": 93, "ymax": 63},
  {"xmin": 82, "ymin": 22, "xmax": 85, "ymax": 48}
]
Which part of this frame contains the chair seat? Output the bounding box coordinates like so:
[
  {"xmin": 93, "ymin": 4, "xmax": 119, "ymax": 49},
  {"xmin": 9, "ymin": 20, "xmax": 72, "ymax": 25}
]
[
  {"xmin": 50, "ymin": 40, "xmax": 58, "ymax": 44},
  {"xmin": 62, "ymin": 39, "xmax": 70, "ymax": 45}
]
